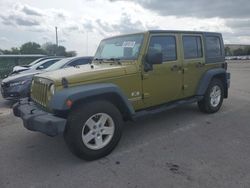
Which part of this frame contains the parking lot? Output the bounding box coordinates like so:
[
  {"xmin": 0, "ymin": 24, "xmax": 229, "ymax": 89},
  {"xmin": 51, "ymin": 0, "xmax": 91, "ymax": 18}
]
[{"xmin": 0, "ymin": 61, "xmax": 250, "ymax": 188}]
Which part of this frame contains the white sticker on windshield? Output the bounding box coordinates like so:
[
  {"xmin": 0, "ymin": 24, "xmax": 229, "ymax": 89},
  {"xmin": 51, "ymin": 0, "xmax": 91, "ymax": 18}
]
[{"xmin": 122, "ymin": 41, "xmax": 136, "ymax": 48}]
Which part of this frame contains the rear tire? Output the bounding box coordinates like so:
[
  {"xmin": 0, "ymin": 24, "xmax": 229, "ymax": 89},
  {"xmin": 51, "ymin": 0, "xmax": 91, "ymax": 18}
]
[
  {"xmin": 64, "ymin": 100, "xmax": 123, "ymax": 160},
  {"xmin": 198, "ymin": 79, "xmax": 224, "ymax": 113}
]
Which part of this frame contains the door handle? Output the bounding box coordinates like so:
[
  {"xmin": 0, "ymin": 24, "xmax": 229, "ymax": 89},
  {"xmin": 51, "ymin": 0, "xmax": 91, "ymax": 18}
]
[
  {"xmin": 196, "ymin": 62, "xmax": 204, "ymax": 68},
  {"xmin": 171, "ymin": 65, "xmax": 181, "ymax": 71}
]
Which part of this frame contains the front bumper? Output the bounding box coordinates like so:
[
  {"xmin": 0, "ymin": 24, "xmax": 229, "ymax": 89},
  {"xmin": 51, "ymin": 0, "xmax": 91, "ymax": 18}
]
[{"xmin": 13, "ymin": 98, "xmax": 66, "ymax": 136}]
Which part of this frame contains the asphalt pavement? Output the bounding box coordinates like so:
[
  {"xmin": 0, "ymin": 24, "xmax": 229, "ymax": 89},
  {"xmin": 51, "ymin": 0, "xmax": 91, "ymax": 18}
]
[{"xmin": 0, "ymin": 62, "xmax": 250, "ymax": 188}]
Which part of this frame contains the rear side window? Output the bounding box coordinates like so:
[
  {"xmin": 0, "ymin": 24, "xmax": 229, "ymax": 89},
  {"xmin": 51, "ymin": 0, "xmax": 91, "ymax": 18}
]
[
  {"xmin": 148, "ymin": 36, "xmax": 177, "ymax": 61},
  {"xmin": 183, "ymin": 36, "xmax": 203, "ymax": 59},
  {"xmin": 206, "ymin": 36, "xmax": 222, "ymax": 57}
]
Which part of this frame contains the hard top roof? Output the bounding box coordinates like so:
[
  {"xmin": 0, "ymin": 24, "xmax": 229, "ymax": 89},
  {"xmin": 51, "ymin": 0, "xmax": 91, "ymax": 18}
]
[
  {"xmin": 148, "ymin": 30, "xmax": 221, "ymax": 35},
  {"xmin": 102, "ymin": 30, "xmax": 222, "ymax": 40}
]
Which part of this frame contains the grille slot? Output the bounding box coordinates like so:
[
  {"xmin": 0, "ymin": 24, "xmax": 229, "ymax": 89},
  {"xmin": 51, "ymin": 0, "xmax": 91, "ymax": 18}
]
[{"xmin": 31, "ymin": 77, "xmax": 52, "ymax": 107}]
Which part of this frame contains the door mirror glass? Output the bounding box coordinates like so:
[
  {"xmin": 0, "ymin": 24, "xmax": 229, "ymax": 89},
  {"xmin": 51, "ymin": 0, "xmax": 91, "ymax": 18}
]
[{"xmin": 146, "ymin": 52, "xmax": 163, "ymax": 65}]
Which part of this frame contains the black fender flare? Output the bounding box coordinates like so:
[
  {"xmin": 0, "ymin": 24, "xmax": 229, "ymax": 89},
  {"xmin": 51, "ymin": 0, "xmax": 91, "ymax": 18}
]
[
  {"xmin": 196, "ymin": 68, "xmax": 229, "ymax": 97},
  {"xmin": 49, "ymin": 83, "xmax": 135, "ymax": 118}
]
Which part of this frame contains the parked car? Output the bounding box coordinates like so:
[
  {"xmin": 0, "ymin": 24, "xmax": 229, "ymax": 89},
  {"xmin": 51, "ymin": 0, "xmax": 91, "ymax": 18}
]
[
  {"xmin": 12, "ymin": 57, "xmax": 62, "ymax": 75},
  {"xmin": 45, "ymin": 56, "xmax": 93, "ymax": 72},
  {"xmin": 1, "ymin": 58, "xmax": 62, "ymax": 100},
  {"xmin": 1, "ymin": 57, "xmax": 92, "ymax": 100},
  {"xmin": 13, "ymin": 30, "xmax": 230, "ymax": 160},
  {"xmin": 11, "ymin": 56, "xmax": 62, "ymax": 74}
]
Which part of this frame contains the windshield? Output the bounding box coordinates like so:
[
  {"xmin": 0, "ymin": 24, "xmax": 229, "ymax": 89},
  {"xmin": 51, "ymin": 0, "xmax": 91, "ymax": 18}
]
[
  {"xmin": 45, "ymin": 58, "xmax": 71, "ymax": 71},
  {"xmin": 94, "ymin": 34, "xmax": 144, "ymax": 60},
  {"xmin": 28, "ymin": 58, "xmax": 43, "ymax": 66}
]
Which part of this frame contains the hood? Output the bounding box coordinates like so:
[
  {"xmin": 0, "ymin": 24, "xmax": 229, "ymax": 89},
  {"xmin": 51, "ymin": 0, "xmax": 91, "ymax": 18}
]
[
  {"xmin": 2, "ymin": 71, "xmax": 41, "ymax": 83},
  {"xmin": 13, "ymin": 65, "xmax": 30, "ymax": 72},
  {"xmin": 37, "ymin": 62, "xmax": 137, "ymax": 85}
]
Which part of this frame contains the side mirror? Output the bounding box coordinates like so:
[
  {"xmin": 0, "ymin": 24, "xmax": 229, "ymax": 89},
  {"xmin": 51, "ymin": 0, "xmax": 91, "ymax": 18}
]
[
  {"xmin": 37, "ymin": 65, "xmax": 44, "ymax": 70},
  {"xmin": 146, "ymin": 52, "xmax": 163, "ymax": 65},
  {"xmin": 144, "ymin": 52, "xmax": 163, "ymax": 72}
]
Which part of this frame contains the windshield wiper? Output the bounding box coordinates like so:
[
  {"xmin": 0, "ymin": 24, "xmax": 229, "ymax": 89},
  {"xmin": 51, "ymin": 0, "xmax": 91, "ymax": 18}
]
[{"xmin": 94, "ymin": 58, "xmax": 102, "ymax": 61}]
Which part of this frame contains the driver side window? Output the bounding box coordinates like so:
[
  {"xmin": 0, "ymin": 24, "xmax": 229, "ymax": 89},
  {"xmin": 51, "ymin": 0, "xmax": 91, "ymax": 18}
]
[{"xmin": 148, "ymin": 36, "xmax": 177, "ymax": 62}]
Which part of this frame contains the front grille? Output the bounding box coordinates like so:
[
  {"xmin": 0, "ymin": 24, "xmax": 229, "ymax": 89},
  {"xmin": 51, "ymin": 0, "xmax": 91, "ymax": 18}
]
[
  {"xmin": 1, "ymin": 82, "xmax": 9, "ymax": 88},
  {"xmin": 31, "ymin": 77, "xmax": 52, "ymax": 107}
]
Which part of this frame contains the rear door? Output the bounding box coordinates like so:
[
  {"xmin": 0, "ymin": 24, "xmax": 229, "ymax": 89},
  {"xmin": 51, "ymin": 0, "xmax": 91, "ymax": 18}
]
[
  {"xmin": 142, "ymin": 33, "xmax": 183, "ymax": 107},
  {"xmin": 181, "ymin": 34, "xmax": 206, "ymax": 97}
]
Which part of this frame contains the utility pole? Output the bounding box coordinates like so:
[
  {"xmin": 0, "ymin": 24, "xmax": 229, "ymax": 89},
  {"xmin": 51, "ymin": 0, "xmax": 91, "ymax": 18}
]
[
  {"xmin": 55, "ymin": 26, "xmax": 58, "ymax": 47},
  {"xmin": 55, "ymin": 26, "xmax": 58, "ymax": 56},
  {"xmin": 86, "ymin": 32, "xmax": 89, "ymax": 55}
]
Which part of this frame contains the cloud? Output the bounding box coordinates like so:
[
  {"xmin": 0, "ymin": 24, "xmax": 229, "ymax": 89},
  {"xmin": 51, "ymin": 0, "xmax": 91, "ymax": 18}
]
[
  {"xmin": 47, "ymin": 8, "xmax": 70, "ymax": 20},
  {"xmin": 83, "ymin": 20, "xmax": 95, "ymax": 32},
  {"xmin": 0, "ymin": 3, "xmax": 76, "ymax": 33},
  {"xmin": 0, "ymin": 37, "xmax": 9, "ymax": 42},
  {"xmin": 112, "ymin": 13, "xmax": 145, "ymax": 33},
  {"xmin": 94, "ymin": 12, "xmax": 146, "ymax": 36},
  {"xmin": 0, "ymin": 0, "xmax": 250, "ymax": 55},
  {"xmin": 0, "ymin": 14, "xmax": 40, "ymax": 26},
  {"xmin": 22, "ymin": 5, "xmax": 43, "ymax": 16},
  {"xmin": 12, "ymin": 15, "xmax": 40, "ymax": 26},
  {"xmin": 226, "ymin": 19, "xmax": 250, "ymax": 29},
  {"xmin": 108, "ymin": 0, "xmax": 250, "ymax": 47},
  {"xmin": 109, "ymin": 0, "xmax": 250, "ymax": 19},
  {"xmin": 0, "ymin": 3, "xmax": 43, "ymax": 27}
]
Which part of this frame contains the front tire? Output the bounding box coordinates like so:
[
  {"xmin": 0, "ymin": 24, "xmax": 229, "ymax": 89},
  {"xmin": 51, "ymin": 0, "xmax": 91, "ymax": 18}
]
[
  {"xmin": 198, "ymin": 79, "xmax": 224, "ymax": 113},
  {"xmin": 64, "ymin": 100, "xmax": 123, "ymax": 160}
]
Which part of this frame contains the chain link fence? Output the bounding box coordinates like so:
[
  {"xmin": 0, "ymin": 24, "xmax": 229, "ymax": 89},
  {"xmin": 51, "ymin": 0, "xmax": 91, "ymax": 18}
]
[{"xmin": 0, "ymin": 56, "xmax": 44, "ymax": 78}]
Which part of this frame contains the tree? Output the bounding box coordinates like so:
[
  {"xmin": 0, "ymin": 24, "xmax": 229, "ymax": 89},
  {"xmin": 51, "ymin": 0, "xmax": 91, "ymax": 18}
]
[
  {"xmin": 20, "ymin": 42, "xmax": 45, "ymax": 54},
  {"xmin": 65, "ymin": 51, "xmax": 77, "ymax": 57},
  {"xmin": 1, "ymin": 41, "xmax": 76, "ymax": 56},
  {"xmin": 233, "ymin": 48, "xmax": 245, "ymax": 56},
  {"xmin": 42, "ymin": 43, "xmax": 66, "ymax": 56},
  {"xmin": 245, "ymin": 47, "xmax": 250, "ymax": 55},
  {"xmin": 11, "ymin": 47, "xmax": 20, "ymax": 54},
  {"xmin": 42, "ymin": 42, "xmax": 57, "ymax": 56},
  {"xmin": 224, "ymin": 46, "xmax": 232, "ymax": 56},
  {"xmin": 56, "ymin": 46, "xmax": 67, "ymax": 56}
]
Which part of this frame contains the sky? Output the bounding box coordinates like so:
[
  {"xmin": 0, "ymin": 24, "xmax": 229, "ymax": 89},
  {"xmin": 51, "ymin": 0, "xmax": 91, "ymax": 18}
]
[{"xmin": 0, "ymin": 0, "xmax": 249, "ymax": 55}]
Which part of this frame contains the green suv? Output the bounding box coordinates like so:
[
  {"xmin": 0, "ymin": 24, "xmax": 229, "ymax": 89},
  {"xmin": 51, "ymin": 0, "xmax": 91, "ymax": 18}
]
[{"xmin": 13, "ymin": 30, "xmax": 230, "ymax": 160}]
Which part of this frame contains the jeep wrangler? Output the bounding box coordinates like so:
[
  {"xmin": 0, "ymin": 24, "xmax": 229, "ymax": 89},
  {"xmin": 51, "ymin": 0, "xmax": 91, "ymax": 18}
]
[{"xmin": 13, "ymin": 30, "xmax": 230, "ymax": 160}]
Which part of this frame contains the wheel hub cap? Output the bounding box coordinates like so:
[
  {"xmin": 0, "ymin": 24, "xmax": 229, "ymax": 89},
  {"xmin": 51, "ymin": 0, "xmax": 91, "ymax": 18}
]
[
  {"xmin": 81, "ymin": 113, "xmax": 115, "ymax": 150},
  {"xmin": 210, "ymin": 85, "xmax": 221, "ymax": 107}
]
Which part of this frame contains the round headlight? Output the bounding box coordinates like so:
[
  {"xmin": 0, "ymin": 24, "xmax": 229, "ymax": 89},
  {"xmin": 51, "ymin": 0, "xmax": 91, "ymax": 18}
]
[{"xmin": 49, "ymin": 84, "xmax": 55, "ymax": 95}]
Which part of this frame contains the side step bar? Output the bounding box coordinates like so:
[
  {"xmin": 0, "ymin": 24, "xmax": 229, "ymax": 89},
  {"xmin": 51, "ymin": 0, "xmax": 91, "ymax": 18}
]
[{"xmin": 132, "ymin": 96, "xmax": 203, "ymax": 120}]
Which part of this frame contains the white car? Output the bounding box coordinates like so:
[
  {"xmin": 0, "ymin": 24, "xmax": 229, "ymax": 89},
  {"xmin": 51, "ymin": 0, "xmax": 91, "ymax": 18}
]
[
  {"xmin": 11, "ymin": 58, "xmax": 62, "ymax": 75},
  {"xmin": 11, "ymin": 57, "xmax": 60, "ymax": 74}
]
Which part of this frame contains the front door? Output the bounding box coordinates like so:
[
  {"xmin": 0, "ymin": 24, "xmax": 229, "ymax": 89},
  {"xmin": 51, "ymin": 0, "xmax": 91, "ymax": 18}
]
[{"xmin": 142, "ymin": 34, "xmax": 183, "ymax": 107}]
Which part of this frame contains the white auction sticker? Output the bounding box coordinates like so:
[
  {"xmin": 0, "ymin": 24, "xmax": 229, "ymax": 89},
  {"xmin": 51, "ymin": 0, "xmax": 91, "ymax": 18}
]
[{"xmin": 122, "ymin": 41, "xmax": 136, "ymax": 48}]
